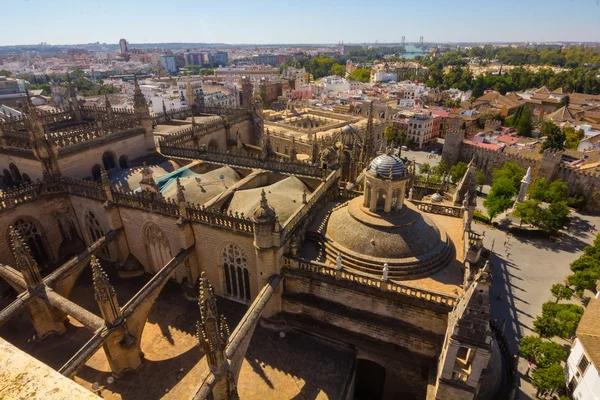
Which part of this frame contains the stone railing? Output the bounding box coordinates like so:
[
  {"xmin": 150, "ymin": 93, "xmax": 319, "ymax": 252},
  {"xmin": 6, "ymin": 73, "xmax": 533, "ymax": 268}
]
[
  {"xmin": 0, "ymin": 177, "xmax": 253, "ymax": 234},
  {"xmin": 3, "ymin": 130, "xmax": 33, "ymax": 149},
  {"xmin": 160, "ymin": 117, "xmax": 225, "ymax": 145},
  {"xmin": 410, "ymin": 200, "xmax": 464, "ymax": 218},
  {"xmin": 281, "ymin": 169, "xmax": 341, "ymax": 240},
  {"xmin": 160, "ymin": 143, "xmax": 325, "ymax": 177},
  {"xmin": 39, "ymin": 107, "xmax": 72, "ymax": 125},
  {"xmin": 468, "ymin": 231, "xmax": 484, "ymax": 249},
  {"xmin": 285, "ymin": 257, "xmax": 457, "ymax": 307},
  {"xmin": 46, "ymin": 117, "xmax": 141, "ymax": 148},
  {"xmin": 187, "ymin": 204, "xmax": 254, "ymax": 234}
]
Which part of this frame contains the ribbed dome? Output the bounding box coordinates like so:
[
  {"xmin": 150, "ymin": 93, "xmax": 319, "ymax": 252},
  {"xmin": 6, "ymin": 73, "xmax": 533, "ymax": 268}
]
[{"xmin": 367, "ymin": 154, "xmax": 407, "ymax": 179}]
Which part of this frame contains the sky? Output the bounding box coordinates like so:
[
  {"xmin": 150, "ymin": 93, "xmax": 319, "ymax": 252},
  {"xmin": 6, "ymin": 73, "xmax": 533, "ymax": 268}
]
[{"xmin": 2, "ymin": 0, "xmax": 600, "ymax": 46}]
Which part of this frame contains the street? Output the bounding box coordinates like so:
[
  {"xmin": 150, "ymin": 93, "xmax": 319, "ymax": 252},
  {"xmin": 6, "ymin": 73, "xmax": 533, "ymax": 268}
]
[{"xmin": 473, "ymin": 209, "xmax": 600, "ymax": 399}]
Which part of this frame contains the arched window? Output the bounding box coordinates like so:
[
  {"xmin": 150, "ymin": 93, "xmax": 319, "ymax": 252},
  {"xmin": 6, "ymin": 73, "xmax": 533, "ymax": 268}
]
[
  {"xmin": 9, "ymin": 163, "xmax": 22, "ymax": 182},
  {"xmin": 3, "ymin": 169, "xmax": 14, "ymax": 186},
  {"xmin": 102, "ymin": 151, "xmax": 116, "ymax": 170},
  {"xmin": 207, "ymin": 140, "xmax": 218, "ymax": 151},
  {"xmin": 85, "ymin": 211, "xmax": 109, "ymax": 257},
  {"xmin": 391, "ymin": 189, "xmax": 400, "ymax": 211},
  {"xmin": 92, "ymin": 164, "xmax": 102, "ymax": 181},
  {"xmin": 119, "ymin": 155, "xmax": 130, "ymax": 169},
  {"xmin": 222, "ymin": 244, "xmax": 250, "ymax": 302},
  {"xmin": 22, "ymin": 174, "xmax": 31, "ymax": 183},
  {"xmin": 12, "ymin": 218, "xmax": 49, "ymax": 265},
  {"xmin": 144, "ymin": 223, "xmax": 172, "ymax": 275},
  {"xmin": 376, "ymin": 189, "xmax": 386, "ymax": 212}
]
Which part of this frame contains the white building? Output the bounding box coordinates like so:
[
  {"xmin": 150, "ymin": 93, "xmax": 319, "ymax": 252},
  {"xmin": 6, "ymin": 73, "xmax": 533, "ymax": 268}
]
[
  {"xmin": 371, "ymin": 68, "xmax": 398, "ymax": 83},
  {"xmin": 160, "ymin": 54, "xmax": 177, "ymax": 74},
  {"xmin": 319, "ymin": 76, "xmax": 361, "ymax": 94},
  {"xmin": 407, "ymin": 110, "xmax": 437, "ymax": 149},
  {"xmin": 566, "ymin": 293, "xmax": 600, "ymax": 400}
]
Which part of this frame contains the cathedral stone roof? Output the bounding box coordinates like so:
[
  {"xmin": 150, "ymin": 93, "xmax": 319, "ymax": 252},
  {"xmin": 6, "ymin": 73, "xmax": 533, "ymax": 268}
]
[
  {"xmin": 366, "ymin": 154, "xmax": 407, "ymax": 179},
  {"xmin": 227, "ymin": 176, "xmax": 309, "ymax": 222},
  {"xmin": 163, "ymin": 166, "xmax": 240, "ymax": 205}
]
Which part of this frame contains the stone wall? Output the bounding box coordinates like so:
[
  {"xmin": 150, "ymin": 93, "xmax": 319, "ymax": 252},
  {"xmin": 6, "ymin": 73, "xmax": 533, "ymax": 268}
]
[
  {"xmin": 284, "ymin": 273, "xmax": 448, "ymax": 336},
  {"xmin": 0, "ymin": 195, "xmax": 77, "ymax": 267},
  {"xmin": 443, "ymin": 135, "xmax": 600, "ymax": 209},
  {"xmin": 0, "ymin": 152, "xmax": 45, "ymax": 182},
  {"xmin": 58, "ymin": 131, "xmax": 151, "ymax": 179}
]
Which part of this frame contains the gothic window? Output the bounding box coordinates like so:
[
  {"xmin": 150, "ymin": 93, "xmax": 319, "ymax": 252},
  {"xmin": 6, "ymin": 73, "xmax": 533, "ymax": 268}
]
[
  {"xmin": 12, "ymin": 218, "xmax": 49, "ymax": 265},
  {"xmin": 119, "ymin": 155, "xmax": 130, "ymax": 169},
  {"xmin": 9, "ymin": 163, "xmax": 22, "ymax": 182},
  {"xmin": 85, "ymin": 211, "xmax": 109, "ymax": 257},
  {"xmin": 22, "ymin": 174, "xmax": 31, "ymax": 183},
  {"xmin": 222, "ymin": 244, "xmax": 250, "ymax": 302},
  {"xmin": 102, "ymin": 151, "xmax": 117, "ymax": 170},
  {"xmin": 92, "ymin": 164, "xmax": 102, "ymax": 181},
  {"xmin": 3, "ymin": 169, "xmax": 14, "ymax": 186},
  {"xmin": 144, "ymin": 223, "xmax": 172, "ymax": 275},
  {"xmin": 208, "ymin": 140, "xmax": 218, "ymax": 151}
]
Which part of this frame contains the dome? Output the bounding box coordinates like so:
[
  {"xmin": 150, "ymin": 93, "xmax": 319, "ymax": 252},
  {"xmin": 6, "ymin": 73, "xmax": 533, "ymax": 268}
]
[
  {"xmin": 367, "ymin": 154, "xmax": 407, "ymax": 179},
  {"xmin": 431, "ymin": 192, "xmax": 443, "ymax": 202}
]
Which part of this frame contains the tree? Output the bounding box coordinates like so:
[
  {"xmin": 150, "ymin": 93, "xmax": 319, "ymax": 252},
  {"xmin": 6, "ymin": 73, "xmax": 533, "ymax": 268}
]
[
  {"xmin": 348, "ymin": 68, "xmax": 371, "ymax": 83},
  {"xmin": 384, "ymin": 124, "xmax": 396, "ymax": 142},
  {"xmin": 564, "ymin": 126, "xmax": 585, "ymax": 150},
  {"xmin": 449, "ymin": 161, "xmax": 468, "ymax": 183},
  {"xmin": 330, "ymin": 63, "xmax": 346, "ymax": 77},
  {"xmin": 433, "ymin": 158, "xmax": 448, "ymax": 176},
  {"xmin": 513, "ymin": 105, "xmax": 534, "ymax": 137},
  {"xmin": 484, "ymin": 177, "xmax": 516, "ymax": 221},
  {"xmin": 0, "ymin": 69, "xmax": 11, "ymax": 77},
  {"xmin": 541, "ymin": 121, "xmax": 566, "ymax": 151},
  {"xmin": 551, "ymin": 284, "xmax": 574, "ymax": 303},
  {"xmin": 568, "ymin": 269, "xmax": 600, "ymax": 296},
  {"xmin": 492, "ymin": 161, "xmax": 524, "ymax": 194},
  {"xmin": 533, "ymin": 302, "xmax": 584, "ymax": 339},
  {"xmin": 556, "ymin": 95, "xmax": 570, "ymax": 109},
  {"xmin": 519, "ymin": 336, "xmax": 567, "ymax": 368},
  {"xmin": 475, "ymin": 170, "xmax": 486, "ymax": 191},
  {"xmin": 419, "ymin": 163, "xmax": 431, "ymax": 174},
  {"xmin": 514, "ymin": 200, "xmax": 570, "ymax": 234},
  {"xmin": 531, "ymin": 364, "xmax": 566, "ymax": 396}
]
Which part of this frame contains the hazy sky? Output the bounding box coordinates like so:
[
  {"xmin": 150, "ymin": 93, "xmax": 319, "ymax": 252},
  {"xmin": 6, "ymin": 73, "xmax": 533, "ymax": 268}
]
[{"xmin": 3, "ymin": 0, "xmax": 600, "ymax": 45}]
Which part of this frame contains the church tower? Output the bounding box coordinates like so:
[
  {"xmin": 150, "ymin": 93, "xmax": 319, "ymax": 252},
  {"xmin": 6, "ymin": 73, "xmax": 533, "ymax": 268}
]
[
  {"xmin": 25, "ymin": 93, "xmax": 61, "ymax": 179},
  {"xmin": 133, "ymin": 76, "xmax": 154, "ymax": 150},
  {"xmin": 251, "ymin": 80, "xmax": 264, "ymax": 143}
]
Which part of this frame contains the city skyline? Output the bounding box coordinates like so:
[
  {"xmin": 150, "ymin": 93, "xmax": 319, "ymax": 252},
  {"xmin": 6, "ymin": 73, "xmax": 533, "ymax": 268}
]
[{"xmin": 2, "ymin": 0, "xmax": 600, "ymax": 46}]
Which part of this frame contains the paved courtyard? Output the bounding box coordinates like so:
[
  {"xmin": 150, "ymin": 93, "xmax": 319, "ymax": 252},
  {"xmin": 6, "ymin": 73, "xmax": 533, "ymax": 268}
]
[{"xmin": 472, "ymin": 206, "xmax": 600, "ymax": 399}]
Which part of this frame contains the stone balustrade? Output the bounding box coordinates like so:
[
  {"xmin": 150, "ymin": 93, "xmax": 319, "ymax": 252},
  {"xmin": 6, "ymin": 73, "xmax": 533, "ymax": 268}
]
[
  {"xmin": 160, "ymin": 143, "xmax": 325, "ymax": 177},
  {"xmin": 281, "ymin": 169, "xmax": 341, "ymax": 240},
  {"xmin": 410, "ymin": 199, "xmax": 464, "ymax": 218},
  {"xmin": 285, "ymin": 257, "xmax": 457, "ymax": 307}
]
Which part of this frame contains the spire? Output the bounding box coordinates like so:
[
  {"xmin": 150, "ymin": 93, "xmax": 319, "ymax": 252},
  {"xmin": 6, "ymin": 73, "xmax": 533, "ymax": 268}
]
[
  {"xmin": 100, "ymin": 165, "xmax": 114, "ymax": 203},
  {"xmin": 9, "ymin": 226, "xmax": 42, "ymax": 289},
  {"xmin": 290, "ymin": 137, "xmax": 298, "ymax": 162},
  {"xmin": 253, "ymin": 189, "xmax": 276, "ymax": 223},
  {"xmin": 24, "ymin": 92, "xmax": 46, "ymax": 141},
  {"xmin": 196, "ymin": 272, "xmax": 229, "ymax": 371},
  {"xmin": 522, "ymin": 166, "xmax": 532, "ymax": 184},
  {"xmin": 104, "ymin": 94, "xmax": 113, "ymax": 120},
  {"xmin": 162, "ymin": 99, "xmax": 169, "ymax": 118},
  {"xmin": 67, "ymin": 73, "xmax": 82, "ymax": 121},
  {"xmin": 133, "ymin": 75, "xmax": 149, "ymax": 117},
  {"xmin": 139, "ymin": 162, "xmax": 161, "ymax": 196},
  {"xmin": 175, "ymin": 177, "xmax": 188, "ymax": 220},
  {"xmin": 186, "ymin": 74, "xmax": 194, "ymax": 107},
  {"xmin": 91, "ymin": 256, "xmax": 122, "ymax": 326}
]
